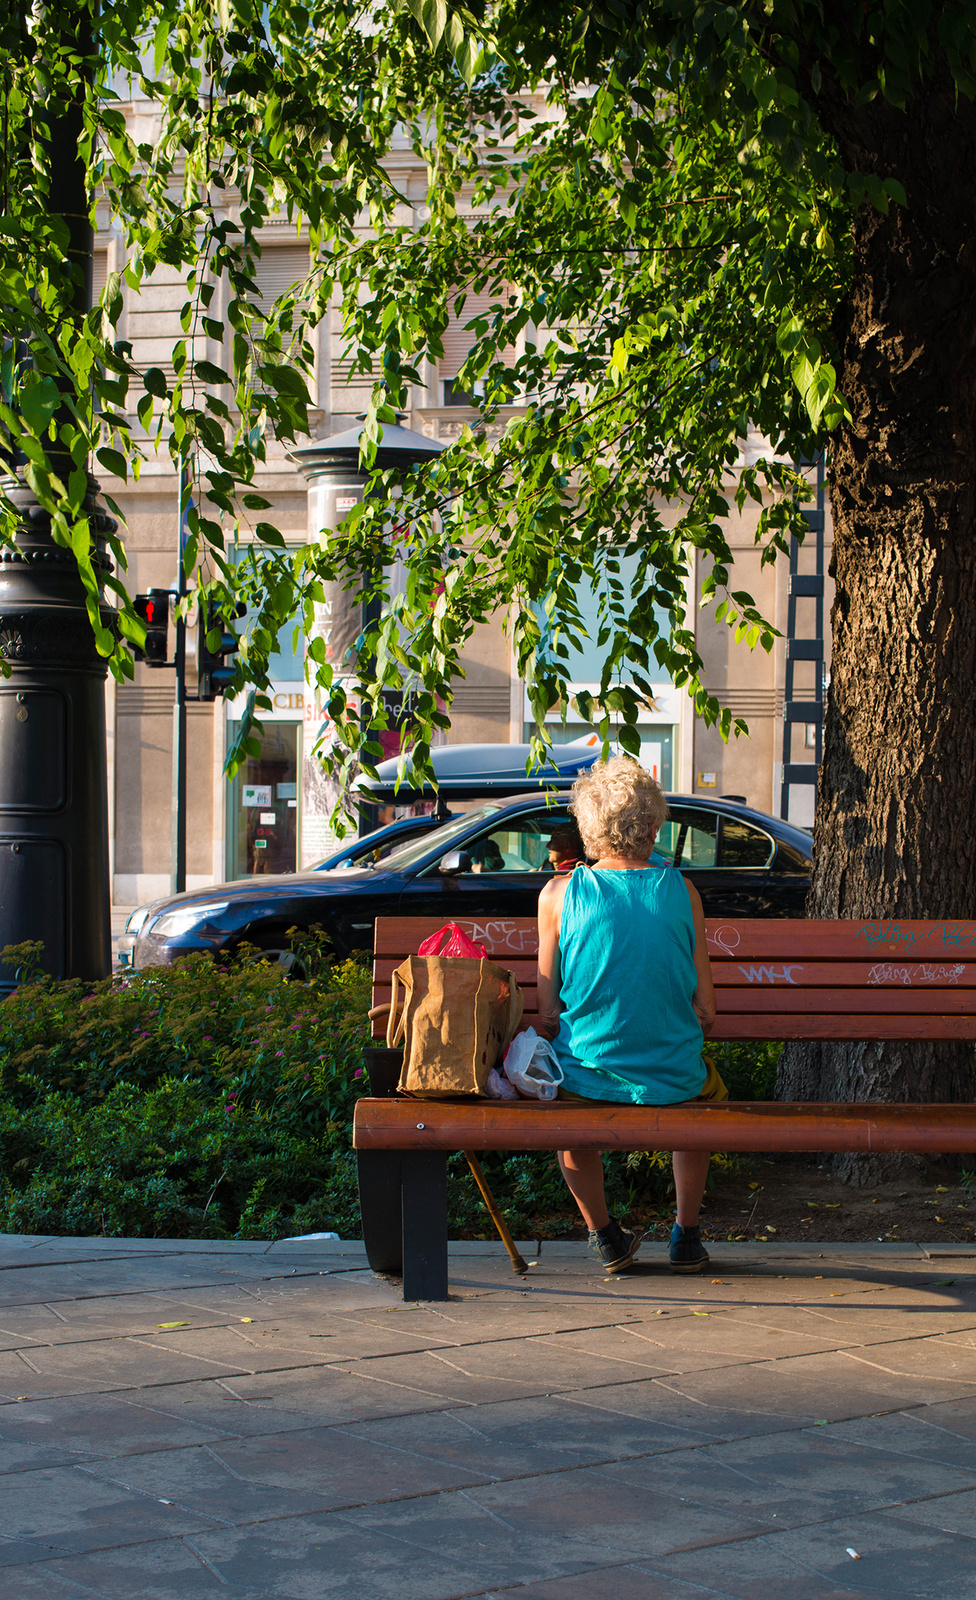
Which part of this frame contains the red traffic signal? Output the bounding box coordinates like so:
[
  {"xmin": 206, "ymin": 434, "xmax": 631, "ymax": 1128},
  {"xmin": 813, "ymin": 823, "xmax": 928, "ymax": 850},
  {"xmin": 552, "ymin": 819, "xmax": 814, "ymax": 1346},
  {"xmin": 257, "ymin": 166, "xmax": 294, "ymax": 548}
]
[{"xmin": 131, "ymin": 590, "xmax": 171, "ymax": 666}]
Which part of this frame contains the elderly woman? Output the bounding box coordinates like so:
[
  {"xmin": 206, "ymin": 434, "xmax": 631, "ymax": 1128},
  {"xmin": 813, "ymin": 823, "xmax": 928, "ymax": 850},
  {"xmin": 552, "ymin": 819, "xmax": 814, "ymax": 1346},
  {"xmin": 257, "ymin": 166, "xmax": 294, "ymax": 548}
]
[{"xmin": 536, "ymin": 756, "xmax": 726, "ymax": 1275}]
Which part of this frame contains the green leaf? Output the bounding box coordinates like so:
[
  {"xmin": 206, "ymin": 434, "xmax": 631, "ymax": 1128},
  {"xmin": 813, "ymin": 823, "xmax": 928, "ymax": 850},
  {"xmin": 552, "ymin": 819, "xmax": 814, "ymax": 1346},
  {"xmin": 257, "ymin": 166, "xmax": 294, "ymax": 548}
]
[
  {"xmin": 19, "ymin": 377, "xmax": 60, "ymax": 435},
  {"xmin": 96, "ymin": 447, "xmax": 129, "ymax": 482},
  {"xmin": 143, "ymin": 368, "xmax": 168, "ymax": 398}
]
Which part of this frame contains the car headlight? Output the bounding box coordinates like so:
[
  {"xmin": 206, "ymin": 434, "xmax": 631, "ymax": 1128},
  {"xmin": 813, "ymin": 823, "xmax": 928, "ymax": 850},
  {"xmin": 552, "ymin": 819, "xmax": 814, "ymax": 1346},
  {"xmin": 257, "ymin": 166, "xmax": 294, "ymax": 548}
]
[
  {"xmin": 125, "ymin": 905, "xmax": 153, "ymax": 935},
  {"xmin": 147, "ymin": 902, "xmax": 230, "ymax": 938}
]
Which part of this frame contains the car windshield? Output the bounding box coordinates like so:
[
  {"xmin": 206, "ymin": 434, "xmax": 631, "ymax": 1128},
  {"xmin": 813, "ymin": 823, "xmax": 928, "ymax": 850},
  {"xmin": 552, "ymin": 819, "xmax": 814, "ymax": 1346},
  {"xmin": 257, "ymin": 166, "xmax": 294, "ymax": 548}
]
[{"xmin": 373, "ymin": 803, "xmax": 503, "ymax": 870}]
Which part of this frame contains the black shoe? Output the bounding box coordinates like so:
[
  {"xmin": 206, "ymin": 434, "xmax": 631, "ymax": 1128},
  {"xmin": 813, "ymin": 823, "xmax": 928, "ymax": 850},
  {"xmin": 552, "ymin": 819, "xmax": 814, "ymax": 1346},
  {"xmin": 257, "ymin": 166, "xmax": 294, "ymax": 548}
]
[
  {"xmin": 669, "ymin": 1222, "xmax": 709, "ymax": 1274},
  {"xmin": 589, "ymin": 1218, "xmax": 641, "ymax": 1274}
]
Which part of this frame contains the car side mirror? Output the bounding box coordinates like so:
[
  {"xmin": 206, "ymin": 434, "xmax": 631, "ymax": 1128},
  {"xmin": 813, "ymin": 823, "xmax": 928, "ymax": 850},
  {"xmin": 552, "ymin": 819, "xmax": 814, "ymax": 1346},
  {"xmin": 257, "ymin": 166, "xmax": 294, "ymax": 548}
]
[{"xmin": 438, "ymin": 850, "xmax": 472, "ymax": 875}]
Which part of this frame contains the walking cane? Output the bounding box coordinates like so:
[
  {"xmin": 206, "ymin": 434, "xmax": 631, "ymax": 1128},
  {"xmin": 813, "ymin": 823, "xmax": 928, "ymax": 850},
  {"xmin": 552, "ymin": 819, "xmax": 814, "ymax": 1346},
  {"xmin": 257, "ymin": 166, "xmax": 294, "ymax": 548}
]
[{"xmin": 464, "ymin": 1151, "xmax": 529, "ymax": 1275}]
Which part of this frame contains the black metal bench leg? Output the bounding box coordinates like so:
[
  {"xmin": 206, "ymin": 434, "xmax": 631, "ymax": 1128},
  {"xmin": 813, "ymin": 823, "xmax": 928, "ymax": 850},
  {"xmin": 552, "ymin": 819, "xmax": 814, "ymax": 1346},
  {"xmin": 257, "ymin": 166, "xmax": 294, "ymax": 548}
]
[
  {"xmin": 357, "ymin": 1150, "xmax": 403, "ymax": 1276},
  {"xmin": 401, "ymin": 1151, "xmax": 449, "ymax": 1300}
]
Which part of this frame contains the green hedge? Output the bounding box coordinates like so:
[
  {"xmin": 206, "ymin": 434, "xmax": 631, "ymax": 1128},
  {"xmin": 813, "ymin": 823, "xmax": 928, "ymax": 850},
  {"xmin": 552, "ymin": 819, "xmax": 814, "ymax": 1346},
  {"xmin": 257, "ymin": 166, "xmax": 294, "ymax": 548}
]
[{"xmin": 0, "ymin": 938, "xmax": 779, "ymax": 1240}]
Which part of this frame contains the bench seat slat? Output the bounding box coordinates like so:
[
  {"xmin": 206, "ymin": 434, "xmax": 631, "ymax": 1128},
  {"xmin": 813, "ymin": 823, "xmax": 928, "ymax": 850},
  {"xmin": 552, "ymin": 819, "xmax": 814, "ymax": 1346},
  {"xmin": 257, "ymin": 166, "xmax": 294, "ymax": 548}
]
[
  {"xmin": 710, "ymin": 961, "xmax": 976, "ymax": 988},
  {"xmin": 372, "ymin": 914, "xmax": 976, "ymax": 964},
  {"xmin": 716, "ymin": 988, "xmax": 976, "ymax": 1015},
  {"xmin": 353, "ymin": 1098, "xmax": 976, "ymax": 1155},
  {"xmin": 710, "ymin": 1015, "xmax": 976, "ymax": 1040}
]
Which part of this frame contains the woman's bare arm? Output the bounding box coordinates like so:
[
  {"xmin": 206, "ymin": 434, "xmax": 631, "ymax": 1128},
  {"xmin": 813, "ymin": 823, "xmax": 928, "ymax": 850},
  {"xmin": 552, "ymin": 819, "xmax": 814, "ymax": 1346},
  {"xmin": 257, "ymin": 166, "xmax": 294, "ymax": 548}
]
[
  {"xmin": 536, "ymin": 875, "xmax": 568, "ymax": 1040},
  {"xmin": 683, "ymin": 876, "xmax": 717, "ymax": 1036}
]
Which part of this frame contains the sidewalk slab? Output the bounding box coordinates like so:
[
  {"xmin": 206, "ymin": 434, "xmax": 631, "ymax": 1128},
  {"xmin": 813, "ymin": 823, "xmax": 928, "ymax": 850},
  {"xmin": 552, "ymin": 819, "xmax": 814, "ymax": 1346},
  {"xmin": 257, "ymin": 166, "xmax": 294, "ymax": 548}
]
[{"xmin": 0, "ymin": 1239, "xmax": 974, "ymax": 1598}]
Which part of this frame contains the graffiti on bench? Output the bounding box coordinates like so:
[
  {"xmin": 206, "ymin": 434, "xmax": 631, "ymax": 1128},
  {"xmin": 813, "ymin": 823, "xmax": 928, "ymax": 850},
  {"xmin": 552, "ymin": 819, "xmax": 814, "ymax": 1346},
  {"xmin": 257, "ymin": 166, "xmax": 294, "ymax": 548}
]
[
  {"xmin": 867, "ymin": 963, "xmax": 966, "ymax": 987},
  {"xmin": 737, "ymin": 964, "xmax": 803, "ymax": 985},
  {"xmin": 455, "ymin": 919, "xmax": 540, "ymax": 955},
  {"xmin": 857, "ymin": 921, "xmax": 976, "ymax": 955}
]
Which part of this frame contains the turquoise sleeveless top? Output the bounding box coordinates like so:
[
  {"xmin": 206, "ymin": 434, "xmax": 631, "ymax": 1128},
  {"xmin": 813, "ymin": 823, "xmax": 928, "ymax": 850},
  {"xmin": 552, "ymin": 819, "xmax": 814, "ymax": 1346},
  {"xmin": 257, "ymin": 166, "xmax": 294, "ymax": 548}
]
[{"xmin": 551, "ymin": 865, "xmax": 706, "ymax": 1104}]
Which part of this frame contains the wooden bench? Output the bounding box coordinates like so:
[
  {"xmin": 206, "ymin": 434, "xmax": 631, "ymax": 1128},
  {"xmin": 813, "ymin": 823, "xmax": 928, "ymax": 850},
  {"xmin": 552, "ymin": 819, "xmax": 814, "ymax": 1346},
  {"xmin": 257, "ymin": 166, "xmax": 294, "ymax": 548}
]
[{"xmin": 353, "ymin": 914, "xmax": 976, "ymax": 1299}]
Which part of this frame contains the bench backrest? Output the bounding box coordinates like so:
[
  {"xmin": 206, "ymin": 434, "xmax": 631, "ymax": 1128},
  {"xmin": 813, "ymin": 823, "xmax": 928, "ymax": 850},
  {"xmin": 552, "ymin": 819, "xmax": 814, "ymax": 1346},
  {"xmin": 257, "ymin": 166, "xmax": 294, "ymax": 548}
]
[{"xmin": 372, "ymin": 915, "xmax": 976, "ymax": 1042}]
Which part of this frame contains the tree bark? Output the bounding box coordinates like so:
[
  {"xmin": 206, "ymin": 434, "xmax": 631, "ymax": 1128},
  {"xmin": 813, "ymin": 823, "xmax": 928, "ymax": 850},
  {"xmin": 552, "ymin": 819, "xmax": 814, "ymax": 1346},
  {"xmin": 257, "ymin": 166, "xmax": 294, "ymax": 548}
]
[{"xmin": 777, "ymin": 66, "xmax": 976, "ymax": 1172}]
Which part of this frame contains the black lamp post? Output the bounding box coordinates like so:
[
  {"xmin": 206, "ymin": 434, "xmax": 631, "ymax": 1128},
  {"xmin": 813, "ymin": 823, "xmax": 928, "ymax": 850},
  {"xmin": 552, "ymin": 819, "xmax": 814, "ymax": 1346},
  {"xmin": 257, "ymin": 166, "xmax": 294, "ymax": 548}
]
[
  {"xmin": 290, "ymin": 417, "xmax": 444, "ymax": 861},
  {"xmin": 0, "ymin": 12, "xmax": 113, "ymax": 993},
  {"xmin": 0, "ymin": 482, "xmax": 114, "ymax": 993}
]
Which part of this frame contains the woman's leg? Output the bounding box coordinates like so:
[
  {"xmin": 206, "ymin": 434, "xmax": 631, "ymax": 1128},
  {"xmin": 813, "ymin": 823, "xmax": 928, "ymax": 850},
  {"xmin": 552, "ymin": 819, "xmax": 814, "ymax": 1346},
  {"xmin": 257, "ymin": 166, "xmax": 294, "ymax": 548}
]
[
  {"xmin": 557, "ymin": 1148, "xmax": 610, "ymax": 1231},
  {"xmin": 672, "ymin": 1150, "xmax": 710, "ymax": 1227}
]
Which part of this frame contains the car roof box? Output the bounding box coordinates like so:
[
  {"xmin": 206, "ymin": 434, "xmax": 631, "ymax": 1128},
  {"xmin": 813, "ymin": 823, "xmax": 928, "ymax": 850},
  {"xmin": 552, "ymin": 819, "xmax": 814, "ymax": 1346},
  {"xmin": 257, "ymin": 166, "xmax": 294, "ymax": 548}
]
[{"xmin": 357, "ymin": 737, "xmax": 607, "ymax": 802}]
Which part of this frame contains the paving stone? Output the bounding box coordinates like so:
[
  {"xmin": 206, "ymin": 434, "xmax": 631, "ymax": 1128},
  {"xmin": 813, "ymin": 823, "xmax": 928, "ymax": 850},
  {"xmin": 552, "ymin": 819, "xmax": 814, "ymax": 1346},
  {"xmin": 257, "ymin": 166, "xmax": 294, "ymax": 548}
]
[
  {"xmin": 886, "ymin": 1488, "xmax": 976, "ymax": 1536},
  {"xmin": 134, "ymin": 1324, "xmax": 337, "ymax": 1373},
  {"xmin": 4, "ymin": 1335, "xmax": 255, "ymax": 1391},
  {"xmin": 324, "ymin": 1347, "xmax": 573, "ymax": 1405},
  {"xmin": 561, "ymin": 1378, "xmax": 802, "ymax": 1439},
  {"xmin": 342, "ymin": 1468, "xmax": 770, "ymax": 1574},
  {"xmin": 0, "ymin": 1563, "xmax": 93, "ymax": 1597},
  {"xmin": 0, "ymin": 1464, "xmax": 218, "ymax": 1551},
  {"xmin": 0, "ymin": 1534, "xmax": 71, "ymax": 1568},
  {"xmin": 344, "ymin": 1394, "xmax": 711, "ymax": 1478},
  {"xmin": 0, "ymin": 1351, "xmax": 106, "ymax": 1401},
  {"xmin": 475, "ymin": 1568, "xmax": 743, "ymax": 1600},
  {"xmin": 545, "ymin": 1319, "xmax": 836, "ymax": 1365},
  {"xmin": 0, "ymin": 1439, "xmax": 102, "ymax": 1474},
  {"xmin": 181, "ymin": 1314, "xmax": 457, "ymax": 1362},
  {"xmin": 210, "ymin": 1423, "xmax": 491, "ymax": 1501},
  {"xmin": 81, "ymin": 1443, "xmax": 338, "ymax": 1524},
  {"xmin": 0, "ymin": 1393, "xmax": 236, "ymax": 1453},
  {"xmin": 824, "ymin": 1401, "xmax": 976, "ymax": 1466},
  {"xmin": 40, "ymin": 1542, "xmax": 273, "ymax": 1599},
  {"xmin": 190, "ymin": 1512, "xmax": 526, "ymax": 1598},
  {"xmin": 0, "ymin": 1296, "xmax": 241, "ymax": 1344},
  {"xmin": 336, "ymin": 1304, "xmax": 648, "ymax": 1347},
  {"xmin": 126, "ymin": 1380, "xmax": 343, "ymax": 1438},
  {"xmin": 752, "ymin": 1509, "xmax": 976, "ymax": 1597},
  {"xmin": 594, "ymin": 1424, "xmax": 976, "ymax": 1528},
  {"xmin": 209, "ymin": 1363, "xmax": 473, "ymax": 1422},
  {"xmin": 841, "ymin": 1334, "xmax": 976, "ymax": 1381},
  {"xmin": 640, "ymin": 1537, "xmax": 915, "ymax": 1600},
  {"xmin": 643, "ymin": 1349, "xmax": 976, "ymax": 1422}
]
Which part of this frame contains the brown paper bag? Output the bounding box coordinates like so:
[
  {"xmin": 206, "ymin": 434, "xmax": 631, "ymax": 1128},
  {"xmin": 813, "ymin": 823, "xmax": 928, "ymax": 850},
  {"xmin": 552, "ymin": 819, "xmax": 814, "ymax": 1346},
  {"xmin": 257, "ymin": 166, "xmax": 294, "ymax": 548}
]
[{"xmin": 386, "ymin": 955, "xmax": 523, "ymax": 1097}]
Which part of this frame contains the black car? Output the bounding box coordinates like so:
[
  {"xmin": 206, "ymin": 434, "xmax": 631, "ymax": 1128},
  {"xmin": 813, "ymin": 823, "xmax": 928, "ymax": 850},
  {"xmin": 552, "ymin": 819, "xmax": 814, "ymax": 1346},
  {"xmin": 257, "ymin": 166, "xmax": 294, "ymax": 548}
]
[
  {"xmin": 312, "ymin": 812, "xmax": 447, "ymax": 870},
  {"xmin": 122, "ymin": 793, "xmax": 812, "ymax": 969}
]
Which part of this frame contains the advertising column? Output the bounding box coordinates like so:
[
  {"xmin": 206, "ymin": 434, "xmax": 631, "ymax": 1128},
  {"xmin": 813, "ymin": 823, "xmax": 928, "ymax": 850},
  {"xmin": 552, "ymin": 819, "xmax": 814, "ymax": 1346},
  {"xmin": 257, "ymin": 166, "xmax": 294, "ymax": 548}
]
[
  {"xmin": 300, "ymin": 479, "xmax": 364, "ymax": 867},
  {"xmin": 291, "ymin": 419, "xmax": 445, "ymax": 869}
]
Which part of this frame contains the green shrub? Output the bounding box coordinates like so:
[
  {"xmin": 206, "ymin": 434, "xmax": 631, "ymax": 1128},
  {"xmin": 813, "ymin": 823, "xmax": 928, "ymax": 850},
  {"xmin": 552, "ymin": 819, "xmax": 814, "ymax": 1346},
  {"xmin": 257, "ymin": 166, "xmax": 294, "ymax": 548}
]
[
  {"xmin": 0, "ymin": 937, "xmax": 779, "ymax": 1240},
  {"xmin": 0, "ymin": 935, "xmax": 369, "ymax": 1238}
]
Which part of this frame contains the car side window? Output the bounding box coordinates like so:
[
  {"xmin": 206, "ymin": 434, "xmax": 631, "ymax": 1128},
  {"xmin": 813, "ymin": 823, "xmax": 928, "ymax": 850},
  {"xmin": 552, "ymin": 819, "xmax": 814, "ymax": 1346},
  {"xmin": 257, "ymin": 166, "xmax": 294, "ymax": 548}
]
[
  {"xmin": 444, "ymin": 810, "xmax": 575, "ymax": 873},
  {"xmin": 720, "ymin": 817, "xmax": 774, "ymax": 868},
  {"xmin": 656, "ymin": 808, "xmax": 718, "ymax": 868}
]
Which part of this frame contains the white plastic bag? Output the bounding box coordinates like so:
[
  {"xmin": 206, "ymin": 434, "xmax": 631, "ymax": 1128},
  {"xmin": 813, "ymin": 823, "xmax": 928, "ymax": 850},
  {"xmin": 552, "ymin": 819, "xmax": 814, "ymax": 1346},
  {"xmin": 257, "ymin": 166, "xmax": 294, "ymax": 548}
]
[
  {"xmin": 485, "ymin": 1066, "xmax": 522, "ymax": 1100},
  {"xmin": 502, "ymin": 1027, "xmax": 563, "ymax": 1101}
]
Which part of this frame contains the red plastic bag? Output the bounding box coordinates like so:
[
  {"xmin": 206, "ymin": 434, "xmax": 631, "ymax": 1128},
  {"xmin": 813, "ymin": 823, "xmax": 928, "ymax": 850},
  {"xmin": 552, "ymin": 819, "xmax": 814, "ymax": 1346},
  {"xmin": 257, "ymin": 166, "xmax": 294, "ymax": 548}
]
[{"xmin": 417, "ymin": 923, "xmax": 489, "ymax": 959}]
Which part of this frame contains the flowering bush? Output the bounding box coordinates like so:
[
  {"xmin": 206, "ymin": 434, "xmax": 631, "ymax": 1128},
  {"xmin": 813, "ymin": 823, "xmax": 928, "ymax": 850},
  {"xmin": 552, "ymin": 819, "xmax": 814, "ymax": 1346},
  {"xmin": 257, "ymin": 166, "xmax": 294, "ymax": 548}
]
[{"xmin": 0, "ymin": 934, "xmax": 370, "ymax": 1238}]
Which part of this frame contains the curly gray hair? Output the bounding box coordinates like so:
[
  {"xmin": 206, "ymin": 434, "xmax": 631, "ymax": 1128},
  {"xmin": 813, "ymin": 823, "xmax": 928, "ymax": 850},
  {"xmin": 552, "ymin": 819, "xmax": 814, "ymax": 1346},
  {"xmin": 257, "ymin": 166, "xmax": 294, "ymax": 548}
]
[{"xmin": 570, "ymin": 755, "xmax": 668, "ymax": 860}]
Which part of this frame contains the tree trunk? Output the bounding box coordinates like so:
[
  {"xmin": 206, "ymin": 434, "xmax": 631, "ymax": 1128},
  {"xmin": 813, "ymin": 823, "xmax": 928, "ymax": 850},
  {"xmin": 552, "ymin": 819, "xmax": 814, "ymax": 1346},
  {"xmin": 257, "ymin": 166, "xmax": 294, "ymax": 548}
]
[{"xmin": 777, "ymin": 70, "xmax": 976, "ymax": 1173}]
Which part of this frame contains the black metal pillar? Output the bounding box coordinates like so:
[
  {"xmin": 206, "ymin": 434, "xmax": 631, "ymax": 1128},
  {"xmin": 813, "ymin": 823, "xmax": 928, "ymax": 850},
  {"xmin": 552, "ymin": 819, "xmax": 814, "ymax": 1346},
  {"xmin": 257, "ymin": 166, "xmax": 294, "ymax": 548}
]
[
  {"xmin": 0, "ymin": 9, "xmax": 112, "ymax": 992},
  {"xmin": 781, "ymin": 456, "xmax": 826, "ymax": 822},
  {"xmin": 170, "ymin": 467, "xmax": 188, "ymax": 894},
  {"xmin": 0, "ymin": 485, "xmax": 114, "ymax": 992},
  {"xmin": 401, "ymin": 1151, "xmax": 449, "ymax": 1301}
]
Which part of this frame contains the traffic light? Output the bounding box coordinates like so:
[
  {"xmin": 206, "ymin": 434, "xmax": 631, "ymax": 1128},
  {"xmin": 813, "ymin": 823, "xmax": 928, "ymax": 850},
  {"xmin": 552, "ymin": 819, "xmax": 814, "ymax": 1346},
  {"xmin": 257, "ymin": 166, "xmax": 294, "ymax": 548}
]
[
  {"xmin": 197, "ymin": 598, "xmax": 245, "ymax": 701},
  {"xmin": 131, "ymin": 590, "xmax": 171, "ymax": 665}
]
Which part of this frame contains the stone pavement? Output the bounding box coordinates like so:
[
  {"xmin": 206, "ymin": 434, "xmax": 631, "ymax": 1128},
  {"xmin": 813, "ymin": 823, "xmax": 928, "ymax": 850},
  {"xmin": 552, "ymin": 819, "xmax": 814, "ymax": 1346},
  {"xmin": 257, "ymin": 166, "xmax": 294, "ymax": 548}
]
[{"xmin": 1, "ymin": 1233, "xmax": 975, "ymax": 1599}]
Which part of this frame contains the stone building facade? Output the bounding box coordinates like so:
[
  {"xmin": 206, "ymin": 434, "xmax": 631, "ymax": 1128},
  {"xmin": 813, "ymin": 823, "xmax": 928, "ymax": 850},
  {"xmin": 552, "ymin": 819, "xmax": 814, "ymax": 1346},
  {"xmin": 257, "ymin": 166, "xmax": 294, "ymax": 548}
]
[{"xmin": 96, "ymin": 114, "xmax": 828, "ymax": 909}]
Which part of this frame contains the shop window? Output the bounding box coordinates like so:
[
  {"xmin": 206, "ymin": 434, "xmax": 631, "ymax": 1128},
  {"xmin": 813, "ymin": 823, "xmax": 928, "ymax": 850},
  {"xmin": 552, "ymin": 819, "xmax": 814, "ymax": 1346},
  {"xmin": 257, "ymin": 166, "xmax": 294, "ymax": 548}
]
[{"xmin": 231, "ymin": 724, "xmax": 299, "ymax": 876}]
